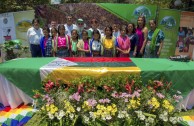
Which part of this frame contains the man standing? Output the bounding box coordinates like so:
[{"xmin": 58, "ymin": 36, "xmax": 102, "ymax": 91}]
[
  {"xmin": 27, "ymin": 18, "xmax": 43, "ymax": 57},
  {"xmin": 64, "ymin": 15, "xmax": 77, "ymax": 37},
  {"xmin": 49, "ymin": 20, "xmax": 57, "ymax": 36},
  {"xmin": 76, "ymin": 18, "xmax": 86, "ymax": 39},
  {"xmin": 50, "ymin": 20, "xmax": 57, "ymax": 29}
]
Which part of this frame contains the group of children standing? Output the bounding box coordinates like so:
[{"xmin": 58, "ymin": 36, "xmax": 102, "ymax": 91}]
[
  {"xmin": 41, "ymin": 25, "xmax": 131, "ymax": 58},
  {"xmin": 38, "ymin": 15, "xmax": 164, "ymax": 58}
]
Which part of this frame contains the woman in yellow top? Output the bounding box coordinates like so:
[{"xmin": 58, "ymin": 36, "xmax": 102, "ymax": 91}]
[{"xmin": 101, "ymin": 26, "xmax": 116, "ymax": 57}]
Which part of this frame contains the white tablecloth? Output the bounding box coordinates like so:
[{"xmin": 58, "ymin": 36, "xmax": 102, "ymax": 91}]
[{"xmin": 0, "ymin": 74, "xmax": 33, "ymax": 108}]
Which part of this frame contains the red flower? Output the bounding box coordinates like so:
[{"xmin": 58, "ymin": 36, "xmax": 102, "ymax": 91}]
[
  {"xmin": 86, "ymin": 88, "xmax": 96, "ymax": 93},
  {"xmin": 125, "ymin": 80, "xmax": 134, "ymax": 94},
  {"xmin": 44, "ymin": 80, "xmax": 55, "ymax": 92},
  {"xmin": 33, "ymin": 94, "xmax": 40, "ymax": 98},
  {"xmin": 103, "ymin": 85, "xmax": 114, "ymax": 92},
  {"xmin": 78, "ymin": 84, "xmax": 84, "ymax": 93}
]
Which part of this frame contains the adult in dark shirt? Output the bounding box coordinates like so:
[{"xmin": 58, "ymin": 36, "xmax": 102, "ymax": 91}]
[{"xmin": 128, "ymin": 23, "xmax": 138, "ymax": 57}]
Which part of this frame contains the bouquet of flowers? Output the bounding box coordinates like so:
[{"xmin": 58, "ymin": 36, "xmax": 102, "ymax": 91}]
[{"xmin": 32, "ymin": 74, "xmax": 185, "ymax": 126}]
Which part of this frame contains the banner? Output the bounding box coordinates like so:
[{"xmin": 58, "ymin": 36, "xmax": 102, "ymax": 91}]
[
  {"xmin": 98, "ymin": 3, "xmax": 157, "ymax": 24},
  {"xmin": 13, "ymin": 10, "xmax": 34, "ymax": 46},
  {"xmin": 35, "ymin": 3, "xmax": 157, "ymax": 30},
  {"xmin": 158, "ymin": 9, "xmax": 181, "ymax": 58},
  {"xmin": 176, "ymin": 11, "xmax": 194, "ymax": 60},
  {"xmin": 0, "ymin": 13, "xmax": 16, "ymax": 44}
]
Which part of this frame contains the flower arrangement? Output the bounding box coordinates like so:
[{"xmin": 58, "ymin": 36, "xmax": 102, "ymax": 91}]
[{"xmin": 32, "ymin": 74, "xmax": 185, "ymax": 126}]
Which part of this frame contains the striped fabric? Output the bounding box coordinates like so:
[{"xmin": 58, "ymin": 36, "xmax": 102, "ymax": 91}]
[
  {"xmin": 182, "ymin": 116, "xmax": 194, "ymax": 126},
  {"xmin": 0, "ymin": 105, "xmax": 36, "ymax": 126}
]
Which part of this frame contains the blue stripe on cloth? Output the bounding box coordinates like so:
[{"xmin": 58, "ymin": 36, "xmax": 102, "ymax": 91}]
[
  {"xmin": 2, "ymin": 116, "xmax": 32, "ymax": 126},
  {"xmin": 10, "ymin": 120, "xmax": 19, "ymax": 126},
  {"xmin": 18, "ymin": 116, "xmax": 32, "ymax": 125},
  {"xmin": 0, "ymin": 103, "xmax": 4, "ymax": 111}
]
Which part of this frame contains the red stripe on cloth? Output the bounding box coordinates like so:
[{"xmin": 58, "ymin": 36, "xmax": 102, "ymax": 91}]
[
  {"xmin": 3, "ymin": 106, "xmax": 11, "ymax": 112},
  {"xmin": 64, "ymin": 57, "xmax": 132, "ymax": 62}
]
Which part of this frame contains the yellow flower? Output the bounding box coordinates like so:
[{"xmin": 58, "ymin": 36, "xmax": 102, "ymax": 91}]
[
  {"xmin": 168, "ymin": 105, "xmax": 174, "ymax": 113},
  {"xmin": 96, "ymin": 110, "xmax": 103, "ymax": 116},
  {"xmin": 107, "ymin": 106, "xmax": 113, "ymax": 112},
  {"xmin": 162, "ymin": 100, "xmax": 174, "ymax": 113},
  {"xmin": 82, "ymin": 101, "xmax": 91, "ymax": 110},
  {"xmin": 128, "ymin": 99, "xmax": 140, "ymax": 109},
  {"xmin": 64, "ymin": 100, "xmax": 75, "ymax": 113},
  {"xmin": 112, "ymin": 104, "xmax": 116, "ymax": 108},
  {"xmin": 148, "ymin": 97, "xmax": 160, "ymax": 110}
]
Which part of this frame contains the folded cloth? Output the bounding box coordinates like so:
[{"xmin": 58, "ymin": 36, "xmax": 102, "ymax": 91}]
[{"xmin": 169, "ymin": 55, "xmax": 190, "ymax": 62}]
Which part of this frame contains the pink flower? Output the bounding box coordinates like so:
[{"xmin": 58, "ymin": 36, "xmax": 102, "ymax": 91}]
[
  {"xmin": 42, "ymin": 94, "xmax": 54, "ymax": 105},
  {"xmin": 120, "ymin": 93, "xmax": 132, "ymax": 98},
  {"xmin": 132, "ymin": 91, "xmax": 140, "ymax": 98},
  {"xmin": 69, "ymin": 92, "xmax": 81, "ymax": 102},
  {"xmin": 173, "ymin": 95, "xmax": 183, "ymax": 102},
  {"xmin": 99, "ymin": 98, "xmax": 110, "ymax": 104},
  {"xmin": 87, "ymin": 99, "xmax": 97, "ymax": 107},
  {"xmin": 111, "ymin": 91, "xmax": 119, "ymax": 98},
  {"xmin": 156, "ymin": 93, "xmax": 165, "ymax": 99}
]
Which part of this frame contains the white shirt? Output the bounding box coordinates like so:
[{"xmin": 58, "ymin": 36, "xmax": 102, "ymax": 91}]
[
  {"xmin": 113, "ymin": 31, "xmax": 120, "ymax": 38},
  {"xmin": 64, "ymin": 24, "xmax": 77, "ymax": 37},
  {"xmin": 27, "ymin": 27, "xmax": 43, "ymax": 45}
]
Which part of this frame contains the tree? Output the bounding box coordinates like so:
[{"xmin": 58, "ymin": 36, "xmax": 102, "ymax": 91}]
[{"xmin": 0, "ymin": 0, "xmax": 49, "ymax": 13}]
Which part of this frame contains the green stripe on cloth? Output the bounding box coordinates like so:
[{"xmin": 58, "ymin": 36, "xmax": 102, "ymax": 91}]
[
  {"xmin": 70, "ymin": 62, "xmax": 136, "ymax": 67},
  {"xmin": 0, "ymin": 58, "xmax": 56, "ymax": 97},
  {"xmin": 131, "ymin": 58, "xmax": 194, "ymax": 97}
]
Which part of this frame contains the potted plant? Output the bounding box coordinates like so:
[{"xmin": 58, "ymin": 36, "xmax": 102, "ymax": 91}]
[{"xmin": 1, "ymin": 39, "xmax": 29, "ymax": 61}]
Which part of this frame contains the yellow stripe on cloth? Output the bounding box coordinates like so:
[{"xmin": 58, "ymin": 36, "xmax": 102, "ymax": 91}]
[
  {"xmin": 182, "ymin": 116, "xmax": 192, "ymax": 121},
  {"xmin": 47, "ymin": 67, "xmax": 141, "ymax": 83}
]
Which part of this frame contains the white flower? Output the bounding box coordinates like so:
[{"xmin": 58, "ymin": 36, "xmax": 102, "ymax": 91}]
[
  {"xmin": 163, "ymin": 111, "xmax": 168, "ymax": 116},
  {"xmin": 83, "ymin": 115, "xmax": 90, "ymax": 123},
  {"xmin": 48, "ymin": 112, "xmax": 54, "ymax": 120},
  {"xmin": 147, "ymin": 117, "xmax": 154, "ymax": 124},
  {"xmin": 118, "ymin": 111, "xmax": 124, "ymax": 118},
  {"xmin": 163, "ymin": 116, "xmax": 168, "ymax": 122},
  {"xmin": 102, "ymin": 117, "xmax": 106, "ymax": 120},
  {"xmin": 57, "ymin": 115, "xmax": 63, "ymax": 120},
  {"xmin": 69, "ymin": 113, "xmax": 74, "ymax": 120},
  {"xmin": 139, "ymin": 115, "xmax": 145, "ymax": 120},
  {"xmin": 135, "ymin": 110, "xmax": 144, "ymax": 120},
  {"xmin": 177, "ymin": 90, "xmax": 182, "ymax": 94},
  {"xmin": 59, "ymin": 110, "xmax": 65, "ymax": 117},
  {"xmin": 55, "ymin": 112, "xmax": 58, "ymax": 117},
  {"xmin": 106, "ymin": 115, "xmax": 112, "ymax": 120},
  {"xmin": 169, "ymin": 117, "xmax": 178, "ymax": 124},
  {"xmin": 76, "ymin": 107, "xmax": 81, "ymax": 112},
  {"xmin": 159, "ymin": 114, "xmax": 166, "ymax": 122}
]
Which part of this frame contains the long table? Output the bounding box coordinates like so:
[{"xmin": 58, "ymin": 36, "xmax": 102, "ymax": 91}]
[{"xmin": 0, "ymin": 57, "xmax": 194, "ymax": 109}]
